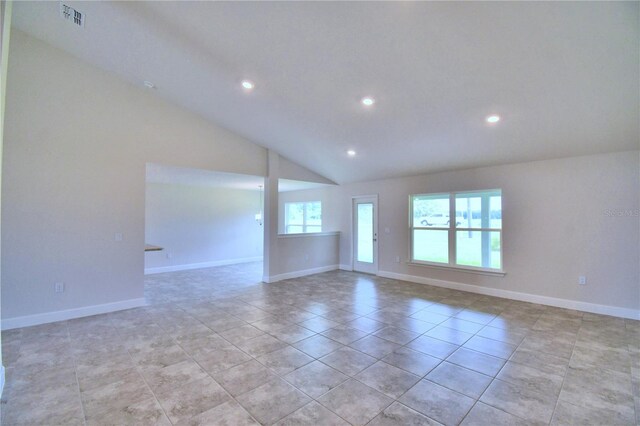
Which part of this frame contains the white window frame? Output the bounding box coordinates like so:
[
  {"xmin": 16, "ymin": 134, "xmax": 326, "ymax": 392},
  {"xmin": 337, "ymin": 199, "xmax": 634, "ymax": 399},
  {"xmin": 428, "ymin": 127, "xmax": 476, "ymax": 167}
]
[
  {"xmin": 409, "ymin": 189, "xmax": 504, "ymax": 275},
  {"xmin": 284, "ymin": 201, "xmax": 322, "ymax": 234}
]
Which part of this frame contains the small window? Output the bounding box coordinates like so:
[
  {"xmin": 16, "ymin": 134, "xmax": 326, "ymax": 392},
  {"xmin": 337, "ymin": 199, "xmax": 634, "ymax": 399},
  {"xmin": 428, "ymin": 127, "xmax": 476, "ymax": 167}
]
[
  {"xmin": 285, "ymin": 201, "xmax": 322, "ymax": 233},
  {"xmin": 411, "ymin": 189, "xmax": 502, "ymax": 272}
]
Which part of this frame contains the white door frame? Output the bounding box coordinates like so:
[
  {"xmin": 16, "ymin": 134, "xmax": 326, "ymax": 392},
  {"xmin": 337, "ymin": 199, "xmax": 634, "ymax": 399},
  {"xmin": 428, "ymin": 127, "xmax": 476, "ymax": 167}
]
[{"xmin": 351, "ymin": 195, "xmax": 378, "ymax": 274}]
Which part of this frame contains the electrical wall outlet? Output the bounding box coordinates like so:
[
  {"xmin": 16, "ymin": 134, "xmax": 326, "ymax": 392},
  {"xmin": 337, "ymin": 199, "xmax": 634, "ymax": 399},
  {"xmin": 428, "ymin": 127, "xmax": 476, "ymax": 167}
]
[
  {"xmin": 54, "ymin": 282, "xmax": 65, "ymax": 293},
  {"xmin": 114, "ymin": 232, "xmax": 123, "ymax": 242},
  {"xmin": 395, "ymin": 256, "xmax": 400, "ymax": 263},
  {"xmin": 166, "ymin": 252, "xmax": 172, "ymax": 259},
  {"xmin": 578, "ymin": 276, "xmax": 587, "ymax": 285}
]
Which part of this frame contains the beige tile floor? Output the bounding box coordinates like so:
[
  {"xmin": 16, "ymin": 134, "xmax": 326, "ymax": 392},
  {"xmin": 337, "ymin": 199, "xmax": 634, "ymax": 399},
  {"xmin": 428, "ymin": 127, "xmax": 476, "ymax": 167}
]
[{"xmin": 1, "ymin": 262, "xmax": 638, "ymax": 425}]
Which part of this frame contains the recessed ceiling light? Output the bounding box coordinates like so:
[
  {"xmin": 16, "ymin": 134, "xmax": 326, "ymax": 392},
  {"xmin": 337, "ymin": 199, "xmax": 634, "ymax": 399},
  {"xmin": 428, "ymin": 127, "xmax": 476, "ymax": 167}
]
[
  {"xmin": 361, "ymin": 97, "xmax": 375, "ymax": 106},
  {"xmin": 241, "ymin": 80, "xmax": 255, "ymax": 90},
  {"xmin": 347, "ymin": 150, "xmax": 356, "ymax": 157},
  {"xmin": 143, "ymin": 80, "xmax": 155, "ymax": 89},
  {"xmin": 486, "ymin": 115, "xmax": 500, "ymax": 123}
]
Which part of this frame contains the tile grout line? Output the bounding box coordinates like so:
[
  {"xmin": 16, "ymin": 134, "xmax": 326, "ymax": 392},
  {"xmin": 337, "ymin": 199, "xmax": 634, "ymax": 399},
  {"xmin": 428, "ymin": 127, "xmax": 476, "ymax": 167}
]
[
  {"xmin": 126, "ymin": 350, "xmax": 175, "ymax": 424},
  {"xmin": 393, "ymin": 316, "xmax": 485, "ymax": 425},
  {"xmin": 183, "ymin": 301, "xmax": 390, "ymax": 424},
  {"xmin": 283, "ymin": 298, "xmax": 491, "ymax": 423},
  {"xmin": 548, "ymin": 314, "xmax": 586, "ymax": 426},
  {"xmin": 124, "ymin": 297, "xmax": 541, "ymax": 424},
  {"xmin": 118, "ymin": 312, "xmax": 176, "ymax": 425},
  {"xmin": 168, "ymin": 306, "xmax": 266, "ymax": 424},
  {"xmin": 214, "ymin": 319, "xmax": 357, "ymax": 423},
  {"xmin": 417, "ymin": 307, "xmax": 540, "ymax": 425},
  {"xmin": 470, "ymin": 311, "xmax": 542, "ymax": 424},
  {"xmin": 67, "ymin": 321, "xmax": 88, "ymax": 426},
  {"xmin": 475, "ymin": 311, "xmax": 574, "ymax": 426}
]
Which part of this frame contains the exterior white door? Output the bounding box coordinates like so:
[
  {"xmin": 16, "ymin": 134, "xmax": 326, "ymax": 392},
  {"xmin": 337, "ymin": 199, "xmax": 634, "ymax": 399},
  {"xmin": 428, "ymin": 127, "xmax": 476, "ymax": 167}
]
[{"xmin": 352, "ymin": 196, "xmax": 378, "ymax": 274}]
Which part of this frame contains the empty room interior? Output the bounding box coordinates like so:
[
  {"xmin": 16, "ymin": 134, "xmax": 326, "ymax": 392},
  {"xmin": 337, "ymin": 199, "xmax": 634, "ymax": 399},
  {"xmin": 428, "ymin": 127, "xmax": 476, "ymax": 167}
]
[{"xmin": 0, "ymin": 1, "xmax": 638, "ymax": 425}]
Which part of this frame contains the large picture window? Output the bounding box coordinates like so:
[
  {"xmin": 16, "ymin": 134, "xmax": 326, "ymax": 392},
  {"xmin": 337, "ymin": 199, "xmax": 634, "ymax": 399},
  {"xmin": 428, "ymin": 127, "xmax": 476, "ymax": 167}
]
[
  {"xmin": 284, "ymin": 201, "xmax": 322, "ymax": 234},
  {"xmin": 410, "ymin": 189, "xmax": 502, "ymax": 272}
]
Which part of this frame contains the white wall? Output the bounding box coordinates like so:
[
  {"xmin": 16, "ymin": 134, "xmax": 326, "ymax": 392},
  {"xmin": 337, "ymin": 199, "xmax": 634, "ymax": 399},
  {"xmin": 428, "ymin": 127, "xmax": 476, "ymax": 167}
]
[
  {"xmin": 3, "ymin": 30, "xmax": 637, "ymax": 327},
  {"xmin": 340, "ymin": 151, "xmax": 640, "ymax": 315},
  {"xmin": 144, "ymin": 183, "xmax": 263, "ymax": 272},
  {"xmin": 272, "ymin": 234, "xmax": 340, "ymax": 280},
  {"xmin": 1, "ymin": 31, "xmax": 267, "ymax": 325},
  {"xmin": 274, "ymin": 179, "xmax": 341, "ymax": 279},
  {"xmin": 287, "ymin": 151, "xmax": 640, "ymax": 316},
  {"xmin": 261, "ymin": 152, "xmax": 341, "ymax": 282},
  {"xmin": 279, "ymin": 156, "xmax": 336, "ymax": 185}
]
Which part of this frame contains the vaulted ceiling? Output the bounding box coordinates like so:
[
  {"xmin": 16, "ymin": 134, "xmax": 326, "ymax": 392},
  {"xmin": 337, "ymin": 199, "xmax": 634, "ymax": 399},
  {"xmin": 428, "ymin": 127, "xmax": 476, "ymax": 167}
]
[{"xmin": 12, "ymin": 1, "xmax": 639, "ymax": 183}]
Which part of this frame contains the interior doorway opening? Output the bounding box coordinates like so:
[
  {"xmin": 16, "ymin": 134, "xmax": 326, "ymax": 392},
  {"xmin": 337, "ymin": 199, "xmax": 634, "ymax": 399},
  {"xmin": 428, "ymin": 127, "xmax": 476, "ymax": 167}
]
[{"xmin": 143, "ymin": 163, "xmax": 265, "ymax": 299}]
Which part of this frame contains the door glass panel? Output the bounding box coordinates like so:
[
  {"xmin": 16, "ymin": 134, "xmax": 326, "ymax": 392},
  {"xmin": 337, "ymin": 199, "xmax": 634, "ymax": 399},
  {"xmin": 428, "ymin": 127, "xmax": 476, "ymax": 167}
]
[{"xmin": 357, "ymin": 203, "xmax": 374, "ymax": 263}]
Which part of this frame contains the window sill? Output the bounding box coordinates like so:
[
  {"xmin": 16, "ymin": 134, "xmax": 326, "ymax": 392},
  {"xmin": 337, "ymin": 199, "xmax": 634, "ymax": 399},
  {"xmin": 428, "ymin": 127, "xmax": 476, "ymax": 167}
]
[
  {"xmin": 278, "ymin": 231, "xmax": 340, "ymax": 239},
  {"xmin": 407, "ymin": 261, "xmax": 506, "ymax": 277}
]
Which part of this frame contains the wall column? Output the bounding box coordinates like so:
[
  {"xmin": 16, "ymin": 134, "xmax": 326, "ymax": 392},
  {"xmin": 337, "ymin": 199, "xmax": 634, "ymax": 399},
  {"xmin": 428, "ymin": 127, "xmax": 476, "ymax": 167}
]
[
  {"xmin": 0, "ymin": 0, "xmax": 14, "ymax": 397},
  {"xmin": 262, "ymin": 150, "xmax": 279, "ymax": 282}
]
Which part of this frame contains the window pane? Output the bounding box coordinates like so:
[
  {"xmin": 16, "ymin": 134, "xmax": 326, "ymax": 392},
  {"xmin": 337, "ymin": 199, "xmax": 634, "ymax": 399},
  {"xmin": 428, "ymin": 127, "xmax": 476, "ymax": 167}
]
[
  {"xmin": 413, "ymin": 229, "xmax": 448, "ymax": 264},
  {"xmin": 455, "ymin": 191, "xmax": 501, "ymax": 229},
  {"xmin": 306, "ymin": 201, "xmax": 322, "ymax": 228},
  {"xmin": 285, "ymin": 201, "xmax": 323, "ymax": 234},
  {"xmin": 490, "ymin": 196, "xmax": 502, "ymax": 228},
  {"xmin": 456, "ymin": 230, "xmax": 501, "ymax": 269},
  {"xmin": 357, "ymin": 203, "xmax": 374, "ymax": 263},
  {"xmin": 287, "ymin": 225, "xmax": 304, "ymax": 233},
  {"xmin": 413, "ymin": 194, "xmax": 450, "ymax": 227},
  {"xmin": 455, "ymin": 194, "xmax": 481, "ymax": 228},
  {"xmin": 285, "ymin": 203, "xmax": 304, "ymax": 230}
]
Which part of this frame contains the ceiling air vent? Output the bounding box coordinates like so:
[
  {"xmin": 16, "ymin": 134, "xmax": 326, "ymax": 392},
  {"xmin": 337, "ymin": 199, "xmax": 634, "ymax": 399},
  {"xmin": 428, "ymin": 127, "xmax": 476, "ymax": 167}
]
[{"xmin": 60, "ymin": 3, "xmax": 84, "ymax": 27}]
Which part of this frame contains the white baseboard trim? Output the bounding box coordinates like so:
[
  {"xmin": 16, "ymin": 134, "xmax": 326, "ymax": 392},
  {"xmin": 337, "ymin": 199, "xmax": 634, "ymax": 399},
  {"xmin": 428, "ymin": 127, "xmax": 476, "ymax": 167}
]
[
  {"xmin": 145, "ymin": 256, "xmax": 263, "ymax": 275},
  {"xmin": 1, "ymin": 298, "xmax": 147, "ymax": 330},
  {"xmin": 378, "ymin": 270, "xmax": 640, "ymax": 320},
  {"xmin": 339, "ymin": 264, "xmax": 353, "ymax": 271},
  {"xmin": 0, "ymin": 365, "xmax": 4, "ymax": 398},
  {"xmin": 265, "ymin": 264, "xmax": 339, "ymax": 283}
]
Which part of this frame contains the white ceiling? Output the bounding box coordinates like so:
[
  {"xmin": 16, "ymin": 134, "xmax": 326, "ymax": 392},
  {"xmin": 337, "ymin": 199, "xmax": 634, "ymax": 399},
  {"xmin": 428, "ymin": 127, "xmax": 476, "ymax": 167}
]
[
  {"xmin": 146, "ymin": 163, "xmax": 330, "ymax": 193},
  {"xmin": 13, "ymin": 1, "xmax": 639, "ymax": 183}
]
